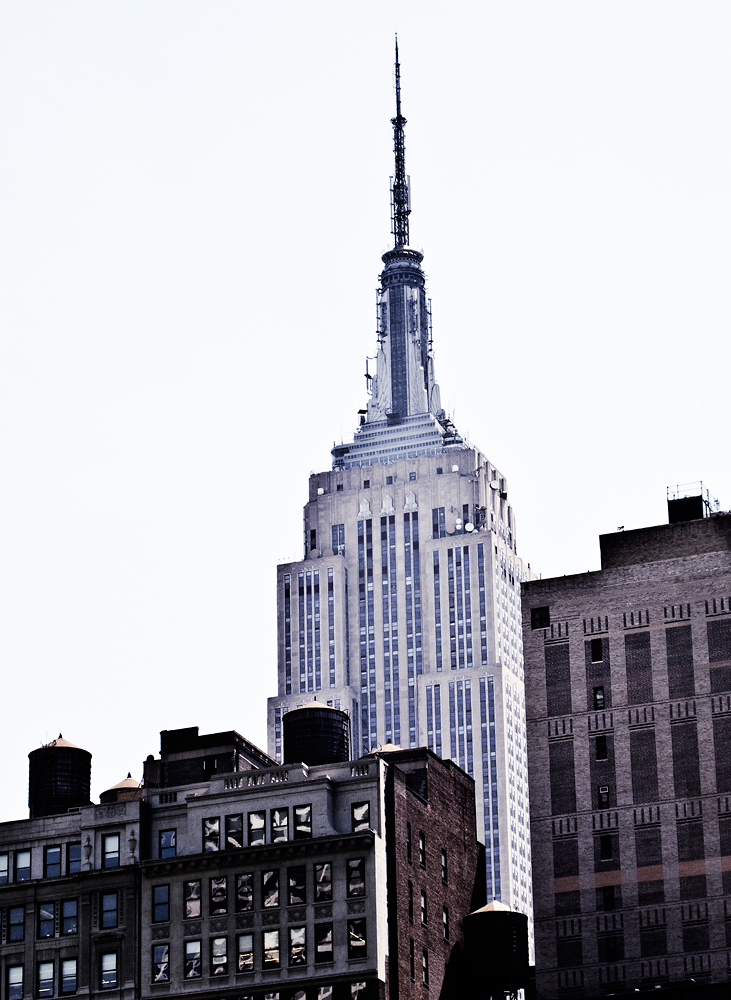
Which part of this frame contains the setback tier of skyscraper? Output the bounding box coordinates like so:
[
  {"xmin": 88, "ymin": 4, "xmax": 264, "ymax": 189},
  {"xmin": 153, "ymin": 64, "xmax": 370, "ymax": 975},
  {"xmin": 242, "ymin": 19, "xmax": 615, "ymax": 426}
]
[{"xmin": 266, "ymin": 43, "xmax": 534, "ymax": 937}]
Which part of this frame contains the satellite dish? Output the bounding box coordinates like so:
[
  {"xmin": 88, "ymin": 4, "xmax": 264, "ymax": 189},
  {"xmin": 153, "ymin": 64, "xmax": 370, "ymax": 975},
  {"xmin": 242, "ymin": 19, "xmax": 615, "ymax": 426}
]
[
  {"xmin": 446, "ymin": 526, "xmax": 455, "ymax": 535},
  {"xmin": 464, "ymin": 522, "xmax": 474, "ymax": 532},
  {"xmin": 490, "ymin": 480, "xmax": 500, "ymax": 490},
  {"xmin": 455, "ymin": 518, "xmax": 463, "ymax": 525}
]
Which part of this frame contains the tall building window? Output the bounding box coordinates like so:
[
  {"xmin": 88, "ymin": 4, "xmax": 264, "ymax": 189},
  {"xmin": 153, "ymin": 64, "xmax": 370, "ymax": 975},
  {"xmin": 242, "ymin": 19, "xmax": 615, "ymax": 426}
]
[
  {"xmin": 44, "ymin": 846, "xmax": 61, "ymax": 878},
  {"xmin": 327, "ymin": 568, "xmax": 336, "ymax": 687},
  {"xmin": 236, "ymin": 873, "xmax": 253, "ymax": 911},
  {"xmin": 262, "ymin": 870, "xmax": 279, "ymax": 908},
  {"xmin": 184, "ymin": 941, "xmax": 201, "ymax": 978},
  {"xmin": 210, "ymin": 937, "xmax": 227, "ymax": 976},
  {"xmin": 15, "ymin": 850, "xmax": 31, "ymax": 881},
  {"xmin": 314, "ymin": 863, "xmax": 332, "ymax": 901},
  {"xmin": 100, "ymin": 954, "xmax": 116, "ymax": 990},
  {"xmin": 346, "ymin": 859, "xmax": 365, "ymax": 897},
  {"xmin": 225, "ymin": 814, "xmax": 244, "ymax": 850},
  {"xmin": 263, "ymin": 930, "xmax": 280, "ymax": 968},
  {"xmin": 352, "ymin": 801, "xmax": 370, "ymax": 832},
  {"xmin": 237, "ymin": 934, "xmax": 253, "ymax": 972},
  {"xmin": 9, "ymin": 906, "xmax": 24, "ymax": 941},
  {"xmin": 433, "ymin": 551, "xmax": 442, "ymax": 671},
  {"xmin": 38, "ymin": 902, "xmax": 55, "ymax": 938},
  {"xmin": 404, "ymin": 511, "xmax": 421, "ymax": 746},
  {"xmin": 61, "ymin": 960, "xmax": 76, "ymax": 995},
  {"xmin": 288, "ymin": 866, "xmax": 306, "ymax": 906},
  {"xmin": 61, "ymin": 900, "xmax": 77, "ymax": 935},
  {"xmin": 332, "ymin": 524, "xmax": 345, "ymax": 555},
  {"xmin": 152, "ymin": 946, "xmax": 169, "ymax": 983},
  {"xmin": 184, "ymin": 881, "xmax": 201, "ymax": 919},
  {"xmin": 289, "ymin": 927, "xmax": 307, "ymax": 966},
  {"xmin": 159, "ymin": 830, "xmax": 176, "ymax": 858},
  {"xmin": 101, "ymin": 893, "xmax": 118, "ymax": 929},
  {"xmin": 66, "ymin": 844, "xmax": 81, "ymax": 875},
  {"xmin": 409, "ymin": 940, "xmax": 415, "ymax": 980},
  {"xmin": 422, "ymin": 949, "xmax": 429, "ymax": 985},
  {"xmin": 443, "ymin": 906, "xmax": 449, "ymax": 940},
  {"xmin": 420, "ymin": 889, "xmax": 427, "ymax": 925},
  {"xmin": 8, "ymin": 967, "xmax": 23, "ymax": 1000},
  {"xmin": 314, "ymin": 923, "xmax": 333, "ymax": 963},
  {"xmin": 271, "ymin": 808, "xmax": 288, "ymax": 843},
  {"xmin": 358, "ymin": 519, "xmax": 377, "ymax": 749},
  {"xmin": 477, "ymin": 543, "xmax": 487, "ymax": 665},
  {"xmin": 347, "ymin": 920, "xmax": 366, "ymax": 959},
  {"xmin": 418, "ymin": 831, "xmax": 426, "ymax": 868},
  {"xmin": 480, "ymin": 675, "xmax": 501, "ymax": 900},
  {"xmin": 210, "ymin": 877, "xmax": 227, "ymax": 915},
  {"xmin": 203, "ymin": 818, "xmax": 220, "ymax": 852},
  {"xmin": 0, "ymin": 852, "xmax": 8, "ymax": 883},
  {"xmin": 382, "ymin": 514, "xmax": 400, "ymax": 744},
  {"xmin": 102, "ymin": 836, "xmax": 119, "ymax": 869},
  {"xmin": 432, "ymin": 507, "xmax": 445, "ymax": 538},
  {"xmin": 294, "ymin": 804, "xmax": 312, "ymax": 839},
  {"xmin": 37, "ymin": 962, "xmax": 54, "ymax": 999},
  {"xmin": 284, "ymin": 574, "xmax": 292, "ymax": 695},
  {"xmin": 248, "ymin": 811, "xmax": 265, "ymax": 847}
]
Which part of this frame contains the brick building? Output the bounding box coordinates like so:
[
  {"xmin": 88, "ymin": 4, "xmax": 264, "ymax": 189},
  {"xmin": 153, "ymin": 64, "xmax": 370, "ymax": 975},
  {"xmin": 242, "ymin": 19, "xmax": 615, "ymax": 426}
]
[{"xmin": 521, "ymin": 504, "xmax": 731, "ymax": 997}]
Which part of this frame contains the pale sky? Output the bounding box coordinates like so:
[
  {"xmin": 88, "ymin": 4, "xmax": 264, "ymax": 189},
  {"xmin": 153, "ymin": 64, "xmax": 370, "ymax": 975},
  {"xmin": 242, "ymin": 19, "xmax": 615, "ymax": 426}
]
[{"xmin": 1, "ymin": 1, "xmax": 729, "ymax": 820}]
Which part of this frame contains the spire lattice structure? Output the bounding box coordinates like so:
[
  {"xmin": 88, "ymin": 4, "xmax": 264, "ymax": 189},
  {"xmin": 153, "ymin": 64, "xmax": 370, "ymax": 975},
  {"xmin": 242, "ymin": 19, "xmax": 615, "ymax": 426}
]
[{"xmin": 390, "ymin": 37, "xmax": 410, "ymax": 248}]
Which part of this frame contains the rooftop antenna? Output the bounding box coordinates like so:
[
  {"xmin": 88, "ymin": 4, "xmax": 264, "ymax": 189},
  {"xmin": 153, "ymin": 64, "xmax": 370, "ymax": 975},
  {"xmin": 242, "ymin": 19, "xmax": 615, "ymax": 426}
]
[{"xmin": 390, "ymin": 35, "xmax": 410, "ymax": 248}]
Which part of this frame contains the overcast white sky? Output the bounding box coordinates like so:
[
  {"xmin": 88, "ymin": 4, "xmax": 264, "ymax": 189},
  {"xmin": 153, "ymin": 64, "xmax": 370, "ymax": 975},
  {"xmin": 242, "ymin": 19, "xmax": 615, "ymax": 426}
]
[{"xmin": 1, "ymin": 2, "xmax": 729, "ymax": 820}]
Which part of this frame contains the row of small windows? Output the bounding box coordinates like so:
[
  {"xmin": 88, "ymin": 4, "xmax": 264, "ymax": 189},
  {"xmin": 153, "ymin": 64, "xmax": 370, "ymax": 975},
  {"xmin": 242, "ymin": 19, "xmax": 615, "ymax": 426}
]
[
  {"xmin": 153, "ymin": 860, "xmax": 366, "ymax": 921},
  {"xmin": 0, "ymin": 838, "xmax": 119, "ymax": 883},
  {"xmin": 199, "ymin": 807, "xmax": 312, "ymax": 853},
  {"xmin": 1, "ymin": 898, "xmax": 89, "ymax": 941},
  {"xmin": 4, "ymin": 957, "xmax": 110, "ymax": 998},
  {"xmin": 153, "ymin": 922, "xmax": 367, "ymax": 980}
]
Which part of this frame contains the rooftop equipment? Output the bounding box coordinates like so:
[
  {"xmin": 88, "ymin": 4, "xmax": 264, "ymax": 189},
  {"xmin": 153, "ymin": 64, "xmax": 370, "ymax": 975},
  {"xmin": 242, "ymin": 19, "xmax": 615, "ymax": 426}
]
[
  {"xmin": 282, "ymin": 701, "xmax": 350, "ymax": 766},
  {"xmin": 28, "ymin": 735, "xmax": 92, "ymax": 818}
]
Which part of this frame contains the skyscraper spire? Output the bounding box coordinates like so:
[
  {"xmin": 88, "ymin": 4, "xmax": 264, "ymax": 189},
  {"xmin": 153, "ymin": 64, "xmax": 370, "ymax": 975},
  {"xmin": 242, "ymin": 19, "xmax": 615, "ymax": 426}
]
[{"xmin": 391, "ymin": 36, "xmax": 410, "ymax": 248}]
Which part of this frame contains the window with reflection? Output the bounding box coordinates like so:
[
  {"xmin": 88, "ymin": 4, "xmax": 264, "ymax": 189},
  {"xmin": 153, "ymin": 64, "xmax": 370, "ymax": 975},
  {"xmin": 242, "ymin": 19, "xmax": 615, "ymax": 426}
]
[
  {"xmin": 159, "ymin": 830, "xmax": 176, "ymax": 859},
  {"xmin": 314, "ymin": 862, "xmax": 332, "ymax": 901},
  {"xmin": 288, "ymin": 866, "xmax": 306, "ymax": 906},
  {"xmin": 61, "ymin": 959, "xmax": 76, "ymax": 995},
  {"xmin": 210, "ymin": 877, "xmax": 227, "ymax": 915},
  {"xmin": 225, "ymin": 814, "xmax": 244, "ymax": 850},
  {"xmin": 15, "ymin": 850, "xmax": 31, "ymax": 881},
  {"xmin": 351, "ymin": 802, "xmax": 370, "ymax": 833},
  {"xmin": 0, "ymin": 852, "xmax": 8, "ymax": 883},
  {"xmin": 7, "ymin": 966, "xmax": 23, "ymax": 1000},
  {"xmin": 237, "ymin": 933, "xmax": 254, "ymax": 973},
  {"xmin": 289, "ymin": 927, "xmax": 306, "ymax": 966},
  {"xmin": 271, "ymin": 809, "xmax": 288, "ymax": 843},
  {"xmin": 37, "ymin": 962, "xmax": 54, "ymax": 999},
  {"xmin": 348, "ymin": 919, "xmax": 367, "ymax": 959},
  {"xmin": 248, "ymin": 811, "xmax": 265, "ymax": 847},
  {"xmin": 314, "ymin": 923, "xmax": 333, "ymax": 964},
  {"xmin": 210, "ymin": 937, "xmax": 227, "ymax": 976},
  {"xmin": 294, "ymin": 804, "xmax": 312, "ymax": 840},
  {"xmin": 346, "ymin": 858, "xmax": 365, "ymax": 897},
  {"xmin": 203, "ymin": 818, "xmax": 220, "ymax": 852},
  {"xmin": 102, "ymin": 836, "xmax": 119, "ymax": 869},
  {"xmin": 184, "ymin": 881, "xmax": 201, "ymax": 919},
  {"xmin": 263, "ymin": 930, "xmax": 280, "ymax": 968},
  {"xmin": 185, "ymin": 940, "xmax": 201, "ymax": 978},
  {"xmin": 236, "ymin": 873, "xmax": 253, "ymax": 911},
  {"xmin": 61, "ymin": 900, "xmax": 77, "ymax": 936},
  {"xmin": 152, "ymin": 946, "xmax": 169, "ymax": 983},
  {"xmin": 38, "ymin": 902, "xmax": 55, "ymax": 938},
  {"xmin": 262, "ymin": 870, "xmax": 279, "ymax": 908},
  {"xmin": 100, "ymin": 954, "xmax": 116, "ymax": 990}
]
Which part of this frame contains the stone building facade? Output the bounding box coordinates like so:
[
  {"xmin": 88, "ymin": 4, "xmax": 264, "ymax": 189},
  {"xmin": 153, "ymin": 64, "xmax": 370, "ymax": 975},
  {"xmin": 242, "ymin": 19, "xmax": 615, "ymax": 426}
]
[
  {"xmin": 522, "ymin": 511, "xmax": 731, "ymax": 997},
  {"xmin": 0, "ymin": 727, "xmax": 486, "ymax": 1000},
  {"xmin": 266, "ymin": 48, "xmax": 533, "ymax": 937}
]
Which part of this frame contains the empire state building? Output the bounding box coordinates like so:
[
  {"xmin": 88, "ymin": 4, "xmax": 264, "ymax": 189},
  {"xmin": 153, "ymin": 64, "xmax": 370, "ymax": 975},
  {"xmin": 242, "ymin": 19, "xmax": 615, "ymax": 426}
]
[{"xmin": 267, "ymin": 45, "xmax": 533, "ymax": 930}]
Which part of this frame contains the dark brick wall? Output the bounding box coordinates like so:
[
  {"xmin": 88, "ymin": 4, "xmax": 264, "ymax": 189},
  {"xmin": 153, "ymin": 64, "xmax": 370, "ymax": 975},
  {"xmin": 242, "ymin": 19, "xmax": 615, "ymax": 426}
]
[{"xmin": 384, "ymin": 749, "xmax": 483, "ymax": 1000}]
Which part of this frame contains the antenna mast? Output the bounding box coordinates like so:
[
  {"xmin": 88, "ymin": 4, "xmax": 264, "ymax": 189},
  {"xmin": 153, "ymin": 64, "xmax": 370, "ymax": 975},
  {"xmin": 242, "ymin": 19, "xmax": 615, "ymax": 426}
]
[{"xmin": 391, "ymin": 36, "xmax": 410, "ymax": 248}]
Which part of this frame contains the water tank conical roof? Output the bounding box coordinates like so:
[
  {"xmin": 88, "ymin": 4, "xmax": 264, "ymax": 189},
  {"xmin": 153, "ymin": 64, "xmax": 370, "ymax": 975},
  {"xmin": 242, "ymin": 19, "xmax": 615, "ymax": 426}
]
[
  {"xmin": 283, "ymin": 701, "xmax": 350, "ymax": 766},
  {"xmin": 28, "ymin": 734, "xmax": 92, "ymax": 818},
  {"xmin": 99, "ymin": 772, "xmax": 142, "ymax": 804}
]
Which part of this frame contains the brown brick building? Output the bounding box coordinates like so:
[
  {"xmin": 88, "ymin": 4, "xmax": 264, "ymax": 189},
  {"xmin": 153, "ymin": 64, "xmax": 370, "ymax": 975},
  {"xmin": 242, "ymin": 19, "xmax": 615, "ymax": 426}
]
[{"xmin": 521, "ymin": 508, "xmax": 731, "ymax": 997}]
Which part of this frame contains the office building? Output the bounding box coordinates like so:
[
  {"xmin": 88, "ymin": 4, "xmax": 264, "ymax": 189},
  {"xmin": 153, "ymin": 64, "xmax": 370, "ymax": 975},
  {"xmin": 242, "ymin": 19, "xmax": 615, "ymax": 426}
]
[
  {"xmin": 522, "ymin": 491, "xmax": 731, "ymax": 996},
  {"xmin": 0, "ymin": 725, "xmax": 490, "ymax": 1000},
  {"xmin": 266, "ymin": 44, "xmax": 533, "ymax": 931}
]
